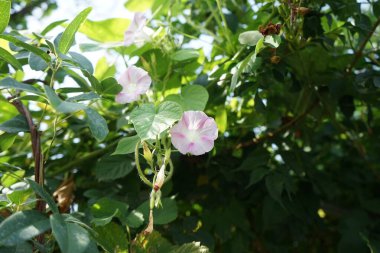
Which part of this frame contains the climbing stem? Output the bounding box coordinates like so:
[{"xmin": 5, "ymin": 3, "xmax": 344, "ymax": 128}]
[{"xmin": 134, "ymin": 141, "xmax": 153, "ymax": 187}]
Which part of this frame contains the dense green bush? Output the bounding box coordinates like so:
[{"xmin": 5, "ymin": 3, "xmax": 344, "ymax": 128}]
[{"xmin": 0, "ymin": 0, "xmax": 380, "ymax": 252}]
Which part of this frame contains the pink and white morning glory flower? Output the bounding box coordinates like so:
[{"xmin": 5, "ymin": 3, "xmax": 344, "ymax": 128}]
[
  {"xmin": 115, "ymin": 66, "xmax": 152, "ymax": 104},
  {"xmin": 124, "ymin": 12, "xmax": 152, "ymax": 46},
  {"xmin": 170, "ymin": 111, "xmax": 218, "ymax": 156}
]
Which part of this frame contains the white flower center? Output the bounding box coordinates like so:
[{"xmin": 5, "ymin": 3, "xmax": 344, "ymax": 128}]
[
  {"xmin": 125, "ymin": 83, "xmax": 138, "ymax": 94},
  {"xmin": 186, "ymin": 129, "xmax": 200, "ymax": 142}
]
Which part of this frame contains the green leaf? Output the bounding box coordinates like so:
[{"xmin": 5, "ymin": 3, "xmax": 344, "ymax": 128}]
[
  {"xmin": 63, "ymin": 68, "xmax": 91, "ymax": 91},
  {"xmin": 94, "ymin": 155, "xmax": 134, "ymax": 181},
  {"xmin": 264, "ymin": 35, "xmax": 281, "ymax": 48},
  {"xmin": 215, "ymin": 106, "xmax": 227, "ymax": 133},
  {"xmin": 93, "ymin": 222, "xmax": 128, "ymax": 253},
  {"xmin": 0, "ymin": 77, "xmax": 43, "ymax": 95},
  {"xmin": 0, "ymin": 115, "xmax": 29, "ymax": 133},
  {"xmin": 0, "ymin": 35, "xmax": 50, "ymax": 62},
  {"xmin": 94, "ymin": 57, "xmax": 116, "ymax": 80},
  {"xmin": 171, "ymin": 242, "xmax": 210, "ymax": 253},
  {"xmin": 66, "ymin": 92, "xmax": 99, "ymax": 102},
  {"xmin": 113, "ymin": 135, "xmax": 141, "ymax": 155},
  {"xmin": 98, "ymin": 77, "xmax": 122, "ymax": 95},
  {"xmin": 1, "ymin": 170, "xmax": 25, "ymax": 187},
  {"xmin": 0, "ymin": 132, "xmax": 17, "ymax": 151},
  {"xmin": 28, "ymin": 52, "xmax": 48, "ymax": 71},
  {"xmin": 82, "ymin": 70, "xmax": 101, "ymax": 91},
  {"xmin": 0, "ymin": 0, "xmax": 11, "ymax": 33},
  {"xmin": 0, "ymin": 47, "xmax": 22, "ymax": 70},
  {"xmin": 69, "ymin": 52, "xmax": 94, "ymax": 74},
  {"xmin": 126, "ymin": 210, "xmax": 144, "ymax": 228},
  {"xmin": 58, "ymin": 7, "xmax": 92, "ymax": 54},
  {"xmin": 136, "ymin": 197, "xmax": 178, "ymax": 225},
  {"xmin": 0, "ymin": 210, "xmax": 50, "ymax": 246},
  {"xmin": 80, "ymin": 18, "xmax": 131, "ymax": 42},
  {"xmin": 238, "ymin": 31, "xmax": 264, "ymax": 46},
  {"xmin": 230, "ymin": 51, "xmax": 256, "ymax": 91},
  {"xmin": 0, "ymin": 242, "xmax": 33, "ymax": 253},
  {"xmin": 84, "ymin": 108, "xmax": 109, "ymax": 141},
  {"xmin": 44, "ymin": 85, "xmax": 86, "ymax": 113},
  {"xmin": 246, "ymin": 167, "xmax": 269, "ymax": 188},
  {"xmin": 254, "ymin": 93, "xmax": 266, "ymax": 113},
  {"xmin": 132, "ymin": 231, "xmax": 173, "ymax": 253},
  {"xmin": 50, "ymin": 214, "xmax": 91, "ymax": 253},
  {"xmin": 91, "ymin": 210, "xmax": 118, "ymax": 227},
  {"xmin": 130, "ymin": 101, "xmax": 183, "ymax": 140},
  {"xmin": 374, "ymin": 2, "xmax": 380, "ymax": 17},
  {"xmin": 255, "ymin": 37, "xmax": 265, "ymax": 54},
  {"xmin": 27, "ymin": 179, "xmax": 59, "ymax": 214},
  {"xmin": 124, "ymin": 0, "xmax": 154, "ymax": 11},
  {"xmin": 265, "ymin": 173, "xmax": 284, "ymax": 205},
  {"xmin": 7, "ymin": 188, "xmax": 33, "ymax": 206},
  {"xmin": 91, "ymin": 197, "xmax": 129, "ymax": 224},
  {"xmin": 171, "ymin": 49, "xmax": 200, "ymax": 62},
  {"xmin": 41, "ymin": 19, "xmax": 68, "ymax": 36},
  {"xmin": 165, "ymin": 85, "xmax": 209, "ymax": 111}
]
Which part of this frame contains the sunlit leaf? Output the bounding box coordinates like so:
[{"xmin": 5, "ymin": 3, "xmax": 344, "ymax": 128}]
[
  {"xmin": 0, "ymin": 47, "xmax": 22, "ymax": 70},
  {"xmin": 130, "ymin": 101, "xmax": 183, "ymax": 140},
  {"xmin": 0, "ymin": 0, "xmax": 11, "ymax": 33},
  {"xmin": 58, "ymin": 7, "xmax": 92, "ymax": 54},
  {"xmin": 80, "ymin": 18, "xmax": 130, "ymax": 42},
  {"xmin": 165, "ymin": 85, "xmax": 209, "ymax": 111},
  {"xmin": 124, "ymin": 0, "xmax": 154, "ymax": 11},
  {"xmin": 0, "ymin": 210, "xmax": 50, "ymax": 246}
]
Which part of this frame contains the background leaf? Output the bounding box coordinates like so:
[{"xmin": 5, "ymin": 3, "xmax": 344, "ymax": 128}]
[
  {"xmin": 113, "ymin": 135, "xmax": 141, "ymax": 155},
  {"xmin": 0, "ymin": 210, "xmax": 50, "ymax": 246},
  {"xmin": 80, "ymin": 18, "xmax": 130, "ymax": 42},
  {"xmin": 136, "ymin": 197, "xmax": 178, "ymax": 225},
  {"xmin": 94, "ymin": 155, "xmax": 134, "ymax": 181},
  {"xmin": 50, "ymin": 214, "xmax": 92, "ymax": 253},
  {"xmin": 84, "ymin": 108, "xmax": 109, "ymax": 141},
  {"xmin": 58, "ymin": 7, "xmax": 92, "ymax": 54},
  {"xmin": 165, "ymin": 85, "xmax": 209, "ymax": 111}
]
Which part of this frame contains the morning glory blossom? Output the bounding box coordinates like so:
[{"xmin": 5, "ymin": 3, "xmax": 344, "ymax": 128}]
[
  {"xmin": 124, "ymin": 12, "xmax": 152, "ymax": 46},
  {"xmin": 170, "ymin": 111, "xmax": 218, "ymax": 155},
  {"xmin": 115, "ymin": 66, "xmax": 152, "ymax": 104}
]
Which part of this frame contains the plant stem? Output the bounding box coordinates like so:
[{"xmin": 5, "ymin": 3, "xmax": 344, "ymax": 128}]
[
  {"xmin": 134, "ymin": 141, "xmax": 153, "ymax": 187},
  {"xmin": 8, "ymin": 96, "xmax": 45, "ymax": 244},
  {"xmin": 348, "ymin": 15, "xmax": 380, "ymax": 73}
]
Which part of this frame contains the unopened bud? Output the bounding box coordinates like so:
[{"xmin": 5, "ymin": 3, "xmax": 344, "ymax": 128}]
[
  {"xmin": 154, "ymin": 164, "xmax": 165, "ymax": 192},
  {"xmin": 142, "ymin": 142, "xmax": 153, "ymax": 166}
]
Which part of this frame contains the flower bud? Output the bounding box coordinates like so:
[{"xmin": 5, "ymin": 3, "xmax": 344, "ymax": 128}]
[
  {"xmin": 142, "ymin": 142, "xmax": 153, "ymax": 167},
  {"xmin": 154, "ymin": 164, "xmax": 165, "ymax": 192}
]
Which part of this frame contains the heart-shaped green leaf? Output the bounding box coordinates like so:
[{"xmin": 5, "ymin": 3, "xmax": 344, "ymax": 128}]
[
  {"xmin": 130, "ymin": 101, "xmax": 183, "ymax": 140},
  {"xmin": 165, "ymin": 85, "xmax": 209, "ymax": 111}
]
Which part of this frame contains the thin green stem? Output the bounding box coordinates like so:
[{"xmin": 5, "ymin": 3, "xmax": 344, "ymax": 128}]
[{"xmin": 164, "ymin": 159, "xmax": 174, "ymax": 183}]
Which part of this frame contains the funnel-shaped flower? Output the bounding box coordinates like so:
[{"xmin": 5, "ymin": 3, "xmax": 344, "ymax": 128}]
[
  {"xmin": 115, "ymin": 66, "xmax": 151, "ymax": 104},
  {"xmin": 124, "ymin": 12, "xmax": 151, "ymax": 46},
  {"xmin": 170, "ymin": 111, "xmax": 218, "ymax": 155}
]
